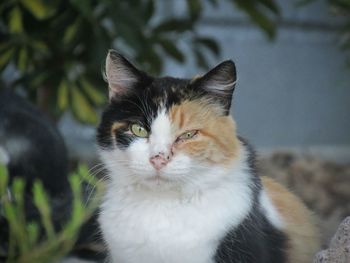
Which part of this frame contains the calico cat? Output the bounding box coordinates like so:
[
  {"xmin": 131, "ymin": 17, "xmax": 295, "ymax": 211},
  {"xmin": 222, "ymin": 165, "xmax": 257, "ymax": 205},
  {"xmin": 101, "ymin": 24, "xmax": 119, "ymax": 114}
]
[{"xmin": 97, "ymin": 50, "xmax": 320, "ymax": 263}]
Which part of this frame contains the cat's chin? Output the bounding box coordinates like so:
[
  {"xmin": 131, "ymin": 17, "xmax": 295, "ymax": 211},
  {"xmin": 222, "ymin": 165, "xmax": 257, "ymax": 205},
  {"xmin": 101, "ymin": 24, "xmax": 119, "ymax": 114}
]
[
  {"xmin": 144, "ymin": 170, "xmax": 176, "ymax": 182},
  {"xmin": 145, "ymin": 174, "xmax": 170, "ymax": 184},
  {"xmin": 137, "ymin": 172, "xmax": 182, "ymax": 191}
]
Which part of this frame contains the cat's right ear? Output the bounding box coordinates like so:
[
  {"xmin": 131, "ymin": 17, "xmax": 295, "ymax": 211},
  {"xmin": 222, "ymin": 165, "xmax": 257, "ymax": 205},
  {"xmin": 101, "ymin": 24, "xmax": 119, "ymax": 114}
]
[{"xmin": 104, "ymin": 50, "xmax": 145, "ymax": 100}]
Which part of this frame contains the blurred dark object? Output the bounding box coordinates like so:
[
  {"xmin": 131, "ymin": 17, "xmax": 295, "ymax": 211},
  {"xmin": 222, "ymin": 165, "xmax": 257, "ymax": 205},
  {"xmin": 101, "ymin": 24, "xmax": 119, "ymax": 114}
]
[
  {"xmin": 0, "ymin": 90, "xmax": 69, "ymax": 196},
  {"xmin": 0, "ymin": 0, "xmax": 279, "ymax": 124},
  {"xmin": 259, "ymin": 152, "xmax": 350, "ymax": 246},
  {"xmin": 72, "ymin": 212, "xmax": 107, "ymax": 262},
  {"xmin": 0, "ymin": 90, "xmax": 105, "ymax": 261},
  {"xmin": 0, "ymin": 89, "xmax": 70, "ymax": 259}
]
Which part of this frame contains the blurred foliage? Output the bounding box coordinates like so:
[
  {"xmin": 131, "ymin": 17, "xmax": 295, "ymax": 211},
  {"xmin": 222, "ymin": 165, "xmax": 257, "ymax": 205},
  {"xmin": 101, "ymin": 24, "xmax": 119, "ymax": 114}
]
[
  {"xmin": 0, "ymin": 164, "xmax": 103, "ymax": 263},
  {"xmin": 0, "ymin": 0, "xmax": 279, "ymax": 124},
  {"xmin": 297, "ymin": 0, "xmax": 350, "ymax": 66},
  {"xmin": 326, "ymin": 0, "xmax": 350, "ymax": 67}
]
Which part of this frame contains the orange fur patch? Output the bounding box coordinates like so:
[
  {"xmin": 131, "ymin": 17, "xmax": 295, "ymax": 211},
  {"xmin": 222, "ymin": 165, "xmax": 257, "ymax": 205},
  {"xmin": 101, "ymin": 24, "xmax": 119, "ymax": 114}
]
[
  {"xmin": 111, "ymin": 122, "xmax": 127, "ymax": 135},
  {"xmin": 262, "ymin": 177, "xmax": 320, "ymax": 263},
  {"xmin": 169, "ymin": 100, "xmax": 239, "ymax": 165}
]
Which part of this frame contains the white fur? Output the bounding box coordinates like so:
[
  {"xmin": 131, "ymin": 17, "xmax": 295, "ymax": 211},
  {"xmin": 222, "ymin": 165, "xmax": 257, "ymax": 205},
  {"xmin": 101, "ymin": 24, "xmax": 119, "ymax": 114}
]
[
  {"xmin": 149, "ymin": 109, "xmax": 173, "ymax": 157},
  {"xmin": 259, "ymin": 190, "xmax": 284, "ymax": 229},
  {"xmin": 98, "ymin": 110, "xmax": 255, "ymax": 263},
  {"xmin": 204, "ymin": 80, "xmax": 236, "ymax": 96}
]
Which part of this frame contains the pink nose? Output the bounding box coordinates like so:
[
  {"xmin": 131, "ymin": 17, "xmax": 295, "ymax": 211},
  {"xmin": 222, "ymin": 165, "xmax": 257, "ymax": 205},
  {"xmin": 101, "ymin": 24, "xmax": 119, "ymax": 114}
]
[{"xmin": 149, "ymin": 152, "xmax": 170, "ymax": 170}]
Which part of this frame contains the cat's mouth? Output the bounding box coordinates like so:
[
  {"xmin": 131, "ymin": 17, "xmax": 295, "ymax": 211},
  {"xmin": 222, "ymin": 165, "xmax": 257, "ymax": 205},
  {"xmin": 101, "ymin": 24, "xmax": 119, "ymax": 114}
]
[{"xmin": 145, "ymin": 174, "xmax": 171, "ymax": 184}]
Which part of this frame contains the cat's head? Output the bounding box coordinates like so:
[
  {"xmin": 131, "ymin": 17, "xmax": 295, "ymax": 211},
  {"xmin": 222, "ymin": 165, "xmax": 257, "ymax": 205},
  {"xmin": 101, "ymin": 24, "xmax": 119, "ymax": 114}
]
[{"xmin": 97, "ymin": 50, "xmax": 240, "ymax": 191}]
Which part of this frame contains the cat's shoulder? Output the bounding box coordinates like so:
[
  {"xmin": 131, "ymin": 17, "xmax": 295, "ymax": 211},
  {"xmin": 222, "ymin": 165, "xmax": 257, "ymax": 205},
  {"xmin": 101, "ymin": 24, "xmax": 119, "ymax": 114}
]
[{"xmin": 262, "ymin": 176, "xmax": 320, "ymax": 263}]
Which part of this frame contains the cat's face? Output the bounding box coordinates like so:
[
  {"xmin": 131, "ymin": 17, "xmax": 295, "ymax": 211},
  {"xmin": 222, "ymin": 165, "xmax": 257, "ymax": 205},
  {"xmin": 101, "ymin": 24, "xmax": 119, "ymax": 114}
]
[{"xmin": 97, "ymin": 50, "xmax": 239, "ymax": 191}]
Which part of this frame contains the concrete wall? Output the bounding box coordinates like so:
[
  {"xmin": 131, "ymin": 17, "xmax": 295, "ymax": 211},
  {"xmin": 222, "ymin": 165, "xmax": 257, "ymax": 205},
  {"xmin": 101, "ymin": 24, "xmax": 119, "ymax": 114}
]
[
  {"xmin": 162, "ymin": 0, "xmax": 350, "ymax": 150},
  {"xmin": 59, "ymin": 0, "xmax": 350, "ymax": 162}
]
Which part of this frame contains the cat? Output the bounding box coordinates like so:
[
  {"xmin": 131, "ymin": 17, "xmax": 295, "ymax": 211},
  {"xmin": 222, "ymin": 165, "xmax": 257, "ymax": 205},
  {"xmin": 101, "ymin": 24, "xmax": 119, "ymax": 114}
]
[{"xmin": 96, "ymin": 50, "xmax": 320, "ymax": 263}]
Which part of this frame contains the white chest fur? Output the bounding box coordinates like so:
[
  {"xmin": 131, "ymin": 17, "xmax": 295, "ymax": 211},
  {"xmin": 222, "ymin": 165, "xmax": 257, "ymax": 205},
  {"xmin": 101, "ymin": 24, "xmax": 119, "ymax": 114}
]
[{"xmin": 99, "ymin": 177, "xmax": 253, "ymax": 263}]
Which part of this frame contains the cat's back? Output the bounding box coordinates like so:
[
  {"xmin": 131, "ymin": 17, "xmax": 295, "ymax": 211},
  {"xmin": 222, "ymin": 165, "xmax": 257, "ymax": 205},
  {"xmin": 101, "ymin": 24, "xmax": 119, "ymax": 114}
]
[{"xmin": 262, "ymin": 176, "xmax": 320, "ymax": 263}]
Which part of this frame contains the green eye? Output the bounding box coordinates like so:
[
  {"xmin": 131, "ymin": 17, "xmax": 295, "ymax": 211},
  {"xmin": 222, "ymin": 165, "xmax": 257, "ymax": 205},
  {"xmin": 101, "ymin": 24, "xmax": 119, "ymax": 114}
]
[
  {"xmin": 178, "ymin": 130, "xmax": 198, "ymax": 141},
  {"xmin": 130, "ymin": 124, "xmax": 148, "ymax": 138}
]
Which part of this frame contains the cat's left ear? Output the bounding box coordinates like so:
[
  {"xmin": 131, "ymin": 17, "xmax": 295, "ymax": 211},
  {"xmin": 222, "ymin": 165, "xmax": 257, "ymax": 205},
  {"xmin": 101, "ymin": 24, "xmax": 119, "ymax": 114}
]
[
  {"xmin": 105, "ymin": 50, "xmax": 147, "ymax": 100},
  {"xmin": 194, "ymin": 60, "xmax": 236, "ymax": 114}
]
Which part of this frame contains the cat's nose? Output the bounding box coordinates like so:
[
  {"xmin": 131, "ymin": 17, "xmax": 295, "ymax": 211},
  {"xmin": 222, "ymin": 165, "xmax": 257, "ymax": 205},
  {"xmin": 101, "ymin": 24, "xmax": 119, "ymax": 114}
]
[{"xmin": 149, "ymin": 152, "xmax": 171, "ymax": 170}]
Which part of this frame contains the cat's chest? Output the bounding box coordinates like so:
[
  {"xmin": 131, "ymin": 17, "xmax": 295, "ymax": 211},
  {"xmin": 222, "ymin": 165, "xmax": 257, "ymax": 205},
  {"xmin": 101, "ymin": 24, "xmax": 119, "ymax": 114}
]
[{"xmin": 99, "ymin": 190, "xmax": 241, "ymax": 263}]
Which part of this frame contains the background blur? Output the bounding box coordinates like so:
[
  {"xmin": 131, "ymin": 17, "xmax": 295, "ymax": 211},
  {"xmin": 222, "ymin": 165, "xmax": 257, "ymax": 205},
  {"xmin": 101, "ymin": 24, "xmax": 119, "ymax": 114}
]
[
  {"xmin": 1, "ymin": 0, "xmax": 349, "ymax": 162},
  {"xmin": 1, "ymin": 0, "xmax": 350, "ymax": 262},
  {"xmin": 67, "ymin": 0, "xmax": 349, "ymax": 163}
]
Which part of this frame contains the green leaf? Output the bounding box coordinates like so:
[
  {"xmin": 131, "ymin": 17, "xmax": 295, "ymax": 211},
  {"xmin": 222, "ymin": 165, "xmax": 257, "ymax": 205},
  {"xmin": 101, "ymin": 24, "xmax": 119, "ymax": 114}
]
[
  {"xmin": 143, "ymin": 0, "xmax": 155, "ymax": 22},
  {"xmin": 17, "ymin": 48, "xmax": 28, "ymax": 71},
  {"xmin": 9, "ymin": 6, "xmax": 23, "ymax": 33},
  {"xmin": 63, "ymin": 19, "xmax": 80, "ymax": 44},
  {"xmin": 71, "ymin": 86, "xmax": 98, "ymax": 124},
  {"xmin": 295, "ymin": 0, "xmax": 316, "ymax": 6},
  {"xmin": 207, "ymin": 0, "xmax": 219, "ymax": 6},
  {"xmin": 70, "ymin": 0, "xmax": 93, "ymax": 18},
  {"xmin": 136, "ymin": 49, "xmax": 163, "ymax": 75},
  {"xmin": 33, "ymin": 181, "xmax": 55, "ymax": 241},
  {"xmin": 0, "ymin": 165, "xmax": 9, "ymax": 195},
  {"xmin": 0, "ymin": 43, "xmax": 9, "ymax": 52},
  {"xmin": 186, "ymin": 0, "xmax": 202, "ymax": 21},
  {"xmin": 77, "ymin": 164, "xmax": 97, "ymax": 186},
  {"xmin": 194, "ymin": 48, "xmax": 209, "ymax": 69},
  {"xmin": 11, "ymin": 178, "xmax": 27, "ymax": 242},
  {"xmin": 258, "ymin": 0, "xmax": 280, "ymax": 14},
  {"xmin": 0, "ymin": 48, "xmax": 14, "ymax": 69},
  {"xmin": 153, "ymin": 19, "xmax": 193, "ymax": 34},
  {"xmin": 158, "ymin": 38, "xmax": 185, "ymax": 63},
  {"xmin": 330, "ymin": 0, "xmax": 350, "ymax": 10},
  {"xmin": 33, "ymin": 181, "xmax": 50, "ymax": 215},
  {"xmin": 27, "ymin": 222, "xmax": 39, "ymax": 246},
  {"xmin": 58, "ymin": 79, "xmax": 69, "ymax": 111},
  {"xmin": 80, "ymin": 78, "xmax": 105, "ymax": 105},
  {"xmin": 30, "ymin": 40, "xmax": 48, "ymax": 53},
  {"xmin": 234, "ymin": 0, "xmax": 276, "ymax": 39},
  {"xmin": 195, "ymin": 37, "xmax": 220, "ymax": 56},
  {"xmin": 12, "ymin": 179, "xmax": 25, "ymax": 206},
  {"xmin": 21, "ymin": 0, "xmax": 51, "ymax": 20}
]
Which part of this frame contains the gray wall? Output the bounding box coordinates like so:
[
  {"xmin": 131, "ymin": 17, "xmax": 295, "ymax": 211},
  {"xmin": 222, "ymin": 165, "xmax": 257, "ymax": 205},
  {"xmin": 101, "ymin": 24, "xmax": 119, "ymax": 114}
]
[
  {"xmin": 59, "ymin": 0, "xmax": 350, "ymax": 162},
  {"xmin": 162, "ymin": 0, "xmax": 350, "ymax": 149}
]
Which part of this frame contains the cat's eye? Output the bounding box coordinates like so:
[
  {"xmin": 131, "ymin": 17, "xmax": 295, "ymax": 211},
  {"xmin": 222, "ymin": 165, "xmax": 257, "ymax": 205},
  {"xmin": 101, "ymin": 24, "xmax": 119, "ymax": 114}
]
[
  {"xmin": 130, "ymin": 124, "xmax": 148, "ymax": 138},
  {"xmin": 177, "ymin": 130, "xmax": 198, "ymax": 141}
]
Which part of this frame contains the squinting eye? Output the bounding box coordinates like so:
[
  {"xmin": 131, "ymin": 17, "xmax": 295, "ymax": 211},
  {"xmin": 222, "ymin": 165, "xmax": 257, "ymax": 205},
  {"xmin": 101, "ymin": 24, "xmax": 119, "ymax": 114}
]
[
  {"xmin": 130, "ymin": 124, "xmax": 148, "ymax": 138},
  {"xmin": 177, "ymin": 130, "xmax": 198, "ymax": 141}
]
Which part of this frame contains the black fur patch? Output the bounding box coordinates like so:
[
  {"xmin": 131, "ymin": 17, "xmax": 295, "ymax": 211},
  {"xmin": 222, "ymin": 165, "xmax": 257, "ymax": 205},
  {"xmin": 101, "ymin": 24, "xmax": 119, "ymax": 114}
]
[
  {"xmin": 214, "ymin": 138, "xmax": 288, "ymax": 263},
  {"xmin": 97, "ymin": 73, "xmax": 232, "ymax": 150},
  {"xmin": 98, "ymin": 51, "xmax": 237, "ymax": 150},
  {"xmin": 214, "ymin": 203, "xmax": 288, "ymax": 263}
]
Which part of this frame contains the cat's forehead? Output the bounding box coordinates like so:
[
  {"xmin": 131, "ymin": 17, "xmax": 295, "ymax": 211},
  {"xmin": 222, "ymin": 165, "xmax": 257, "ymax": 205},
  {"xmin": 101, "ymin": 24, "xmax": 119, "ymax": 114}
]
[
  {"xmin": 149, "ymin": 77, "xmax": 190, "ymax": 96},
  {"xmin": 140, "ymin": 76, "xmax": 192, "ymax": 107},
  {"xmin": 151, "ymin": 77, "xmax": 189, "ymax": 89}
]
